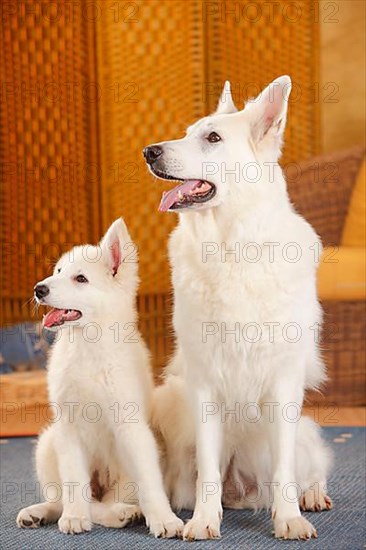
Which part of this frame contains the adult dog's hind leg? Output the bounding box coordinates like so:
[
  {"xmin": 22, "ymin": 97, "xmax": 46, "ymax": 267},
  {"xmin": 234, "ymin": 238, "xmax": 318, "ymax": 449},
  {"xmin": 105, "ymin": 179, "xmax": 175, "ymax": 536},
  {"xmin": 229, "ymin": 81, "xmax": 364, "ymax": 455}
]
[
  {"xmin": 300, "ymin": 486, "xmax": 333, "ymax": 512},
  {"xmin": 17, "ymin": 427, "xmax": 62, "ymax": 528},
  {"xmin": 152, "ymin": 377, "xmax": 196, "ymax": 511},
  {"xmin": 90, "ymin": 479, "xmax": 142, "ymax": 528},
  {"xmin": 91, "ymin": 500, "xmax": 141, "ymax": 528}
]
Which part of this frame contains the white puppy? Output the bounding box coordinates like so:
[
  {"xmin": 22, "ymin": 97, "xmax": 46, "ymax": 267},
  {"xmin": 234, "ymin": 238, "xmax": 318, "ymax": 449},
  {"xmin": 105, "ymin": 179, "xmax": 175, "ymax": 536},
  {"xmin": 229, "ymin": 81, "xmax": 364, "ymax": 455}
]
[
  {"xmin": 17, "ymin": 218, "xmax": 183, "ymax": 538},
  {"xmin": 144, "ymin": 76, "xmax": 332, "ymax": 541}
]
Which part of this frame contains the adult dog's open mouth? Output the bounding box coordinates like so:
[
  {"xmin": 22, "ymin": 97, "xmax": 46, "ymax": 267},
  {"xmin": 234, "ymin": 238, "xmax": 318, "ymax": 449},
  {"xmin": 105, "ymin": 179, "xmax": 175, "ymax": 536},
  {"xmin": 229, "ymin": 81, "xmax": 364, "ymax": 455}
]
[
  {"xmin": 43, "ymin": 308, "xmax": 82, "ymax": 329},
  {"xmin": 154, "ymin": 171, "xmax": 216, "ymax": 212}
]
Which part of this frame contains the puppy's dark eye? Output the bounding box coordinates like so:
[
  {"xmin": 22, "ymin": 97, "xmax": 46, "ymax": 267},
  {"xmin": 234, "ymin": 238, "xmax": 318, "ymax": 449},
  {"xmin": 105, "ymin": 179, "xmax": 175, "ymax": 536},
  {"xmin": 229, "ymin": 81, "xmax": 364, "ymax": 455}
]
[
  {"xmin": 57, "ymin": 268, "xmax": 61, "ymax": 273},
  {"xmin": 75, "ymin": 274, "xmax": 88, "ymax": 283},
  {"xmin": 207, "ymin": 131, "xmax": 221, "ymax": 143}
]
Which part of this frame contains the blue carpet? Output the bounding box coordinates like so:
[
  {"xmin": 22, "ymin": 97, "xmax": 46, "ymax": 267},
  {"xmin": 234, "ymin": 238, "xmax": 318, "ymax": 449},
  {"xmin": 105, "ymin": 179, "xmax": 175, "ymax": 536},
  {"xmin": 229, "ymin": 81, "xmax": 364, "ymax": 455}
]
[{"xmin": 0, "ymin": 427, "xmax": 365, "ymax": 549}]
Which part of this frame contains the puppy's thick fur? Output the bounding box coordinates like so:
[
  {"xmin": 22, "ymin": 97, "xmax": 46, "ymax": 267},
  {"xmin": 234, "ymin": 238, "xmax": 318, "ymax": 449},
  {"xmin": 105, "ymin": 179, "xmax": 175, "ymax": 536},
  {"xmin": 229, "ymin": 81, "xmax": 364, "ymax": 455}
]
[
  {"xmin": 146, "ymin": 77, "xmax": 332, "ymax": 541},
  {"xmin": 17, "ymin": 219, "xmax": 183, "ymax": 538}
]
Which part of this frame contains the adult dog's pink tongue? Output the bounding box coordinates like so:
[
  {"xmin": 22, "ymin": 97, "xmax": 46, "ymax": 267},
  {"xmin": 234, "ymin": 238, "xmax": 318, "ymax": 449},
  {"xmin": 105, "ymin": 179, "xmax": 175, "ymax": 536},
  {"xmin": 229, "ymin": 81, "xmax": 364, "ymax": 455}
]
[
  {"xmin": 43, "ymin": 308, "xmax": 65, "ymax": 328},
  {"xmin": 159, "ymin": 180, "xmax": 201, "ymax": 212}
]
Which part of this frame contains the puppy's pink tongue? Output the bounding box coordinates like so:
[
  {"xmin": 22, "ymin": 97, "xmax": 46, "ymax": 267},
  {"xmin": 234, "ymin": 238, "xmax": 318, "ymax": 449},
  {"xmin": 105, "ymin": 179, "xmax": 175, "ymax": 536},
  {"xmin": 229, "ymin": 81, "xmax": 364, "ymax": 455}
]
[
  {"xmin": 43, "ymin": 308, "xmax": 65, "ymax": 328},
  {"xmin": 43, "ymin": 308, "xmax": 81, "ymax": 328},
  {"xmin": 159, "ymin": 180, "xmax": 201, "ymax": 212}
]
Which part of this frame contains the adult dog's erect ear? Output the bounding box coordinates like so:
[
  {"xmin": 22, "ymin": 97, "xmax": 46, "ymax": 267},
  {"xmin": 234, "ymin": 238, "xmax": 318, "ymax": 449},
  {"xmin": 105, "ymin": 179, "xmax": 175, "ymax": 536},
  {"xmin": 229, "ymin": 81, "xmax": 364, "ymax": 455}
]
[
  {"xmin": 215, "ymin": 81, "xmax": 238, "ymax": 115},
  {"xmin": 245, "ymin": 75, "xmax": 292, "ymax": 150},
  {"xmin": 100, "ymin": 218, "xmax": 132, "ymax": 276}
]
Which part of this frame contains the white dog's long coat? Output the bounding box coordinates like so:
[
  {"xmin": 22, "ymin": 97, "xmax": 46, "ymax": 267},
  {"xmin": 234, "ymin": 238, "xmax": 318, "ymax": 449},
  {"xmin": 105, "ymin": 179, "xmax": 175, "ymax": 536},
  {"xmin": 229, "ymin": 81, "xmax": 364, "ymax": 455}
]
[
  {"xmin": 17, "ymin": 219, "xmax": 183, "ymax": 538},
  {"xmin": 147, "ymin": 76, "xmax": 332, "ymax": 540}
]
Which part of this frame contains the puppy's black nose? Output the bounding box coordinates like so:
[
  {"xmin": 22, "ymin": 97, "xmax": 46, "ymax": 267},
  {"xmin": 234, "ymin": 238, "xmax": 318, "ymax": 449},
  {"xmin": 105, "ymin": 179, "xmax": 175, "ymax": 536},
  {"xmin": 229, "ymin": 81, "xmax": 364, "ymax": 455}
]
[
  {"xmin": 35, "ymin": 284, "xmax": 50, "ymax": 299},
  {"xmin": 143, "ymin": 145, "xmax": 163, "ymax": 165}
]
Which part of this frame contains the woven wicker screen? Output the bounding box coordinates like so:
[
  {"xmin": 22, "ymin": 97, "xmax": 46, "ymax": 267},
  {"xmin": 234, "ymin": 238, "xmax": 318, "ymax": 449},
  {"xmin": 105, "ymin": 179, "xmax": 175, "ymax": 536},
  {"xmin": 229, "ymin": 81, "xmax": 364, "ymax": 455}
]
[
  {"xmin": 95, "ymin": 0, "xmax": 205, "ymax": 293},
  {"xmin": 1, "ymin": 0, "xmax": 320, "ymax": 370},
  {"xmin": 204, "ymin": 0, "xmax": 320, "ymax": 164},
  {"xmin": 0, "ymin": 1, "xmax": 100, "ymax": 324},
  {"xmin": 96, "ymin": 0, "xmax": 320, "ymax": 294}
]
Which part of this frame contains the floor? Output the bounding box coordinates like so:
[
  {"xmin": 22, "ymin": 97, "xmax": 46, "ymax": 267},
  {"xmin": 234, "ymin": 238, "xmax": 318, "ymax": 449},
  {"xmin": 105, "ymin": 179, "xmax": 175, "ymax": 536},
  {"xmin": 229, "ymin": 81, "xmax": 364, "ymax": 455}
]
[{"xmin": 0, "ymin": 426, "xmax": 365, "ymax": 550}]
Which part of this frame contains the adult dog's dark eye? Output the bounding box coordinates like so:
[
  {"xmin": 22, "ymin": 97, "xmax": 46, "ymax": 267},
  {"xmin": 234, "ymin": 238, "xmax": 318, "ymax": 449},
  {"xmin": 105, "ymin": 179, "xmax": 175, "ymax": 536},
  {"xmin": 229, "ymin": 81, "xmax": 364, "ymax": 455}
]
[
  {"xmin": 75, "ymin": 274, "xmax": 88, "ymax": 283},
  {"xmin": 57, "ymin": 267, "xmax": 61, "ymax": 273},
  {"xmin": 207, "ymin": 131, "xmax": 221, "ymax": 143}
]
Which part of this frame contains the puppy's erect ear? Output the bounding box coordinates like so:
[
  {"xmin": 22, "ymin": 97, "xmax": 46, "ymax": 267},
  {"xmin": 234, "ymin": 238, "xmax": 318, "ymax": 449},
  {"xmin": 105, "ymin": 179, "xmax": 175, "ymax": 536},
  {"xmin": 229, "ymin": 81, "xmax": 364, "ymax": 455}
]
[
  {"xmin": 100, "ymin": 218, "xmax": 132, "ymax": 276},
  {"xmin": 215, "ymin": 81, "xmax": 238, "ymax": 115},
  {"xmin": 246, "ymin": 75, "xmax": 292, "ymax": 145}
]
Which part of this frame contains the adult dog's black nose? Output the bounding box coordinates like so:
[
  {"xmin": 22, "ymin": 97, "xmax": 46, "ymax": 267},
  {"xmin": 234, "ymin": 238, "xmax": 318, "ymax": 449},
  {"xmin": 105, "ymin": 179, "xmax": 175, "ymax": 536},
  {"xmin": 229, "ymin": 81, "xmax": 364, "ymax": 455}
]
[
  {"xmin": 143, "ymin": 145, "xmax": 163, "ymax": 165},
  {"xmin": 35, "ymin": 284, "xmax": 50, "ymax": 299}
]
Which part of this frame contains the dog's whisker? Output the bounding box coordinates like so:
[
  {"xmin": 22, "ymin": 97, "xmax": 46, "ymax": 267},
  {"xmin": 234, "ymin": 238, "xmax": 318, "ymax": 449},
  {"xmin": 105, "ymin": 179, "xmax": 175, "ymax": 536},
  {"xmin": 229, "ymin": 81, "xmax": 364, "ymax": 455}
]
[{"xmin": 22, "ymin": 296, "xmax": 34, "ymax": 308}]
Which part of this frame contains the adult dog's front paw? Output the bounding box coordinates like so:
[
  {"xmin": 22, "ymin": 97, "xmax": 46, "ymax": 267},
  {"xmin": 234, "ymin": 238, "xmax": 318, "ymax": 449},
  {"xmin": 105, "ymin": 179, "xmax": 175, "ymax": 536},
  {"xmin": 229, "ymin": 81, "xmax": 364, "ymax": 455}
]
[
  {"xmin": 273, "ymin": 515, "xmax": 317, "ymax": 540},
  {"xmin": 58, "ymin": 514, "xmax": 92, "ymax": 534},
  {"xmin": 147, "ymin": 512, "xmax": 183, "ymax": 538},
  {"xmin": 183, "ymin": 513, "xmax": 221, "ymax": 541}
]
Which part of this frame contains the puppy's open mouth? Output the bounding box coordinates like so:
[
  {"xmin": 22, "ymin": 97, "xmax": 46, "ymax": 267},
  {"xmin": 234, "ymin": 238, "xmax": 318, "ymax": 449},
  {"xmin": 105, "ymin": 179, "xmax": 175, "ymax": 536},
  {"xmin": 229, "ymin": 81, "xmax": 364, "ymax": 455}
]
[
  {"xmin": 154, "ymin": 171, "xmax": 216, "ymax": 212},
  {"xmin": 43, "ymin": 308, "xmax": 82, "ymax": 329}
]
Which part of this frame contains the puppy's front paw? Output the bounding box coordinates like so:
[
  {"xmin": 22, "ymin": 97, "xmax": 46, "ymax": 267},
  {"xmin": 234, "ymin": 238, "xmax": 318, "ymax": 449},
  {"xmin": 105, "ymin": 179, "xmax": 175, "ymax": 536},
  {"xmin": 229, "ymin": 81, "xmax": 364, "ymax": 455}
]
[
  {"xmin": 58, "ymin": 514, "xmax": 92, "ymax": 534},
  {"xmin": 17, "ymin": 508, "xmax": 45, "ymax": 528},
  {"xmin": 183, "ymin": 513, "xmax": 221, "ymax": 541},
  {"xmin": 147, "ymin": 512, "xmax": 183, "ymax": 538},
  {"xmin": 273, "ymin": 515, "xmax": 317, "ymax": 540}
]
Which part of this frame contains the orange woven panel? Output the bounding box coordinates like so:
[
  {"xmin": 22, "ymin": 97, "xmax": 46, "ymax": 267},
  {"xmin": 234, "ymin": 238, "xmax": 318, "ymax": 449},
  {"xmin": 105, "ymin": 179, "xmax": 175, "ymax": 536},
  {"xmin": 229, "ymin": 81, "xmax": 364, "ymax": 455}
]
[
  {"xmin": 1, "ymin": 0, "xmax": 320, "ymax": 320},
  {"xmin": 1, "ymin": 0, "xmax": 100, "ymax": 324},
  {"xmin": 96, "ymin": 0, "xmax": 205, "ymax": 293},
  {"xmin": 97, "ymin": 0, "xmax": 320, "ymax": 293},
  {"xmin": 204, "ymin": 0, "xmax": 320, "ymax": 165}
]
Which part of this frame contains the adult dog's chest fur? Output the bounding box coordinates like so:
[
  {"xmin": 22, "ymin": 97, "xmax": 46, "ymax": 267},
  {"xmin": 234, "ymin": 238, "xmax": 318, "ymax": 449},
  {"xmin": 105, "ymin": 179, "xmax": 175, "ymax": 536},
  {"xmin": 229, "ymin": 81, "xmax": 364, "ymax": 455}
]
[
  {"xmin": 168, "ymin": 219, "xmax": 321, "ymax": 400},
  {"xmin": 171, "ymin": 232, "xmax": 293, "ymax": 329}
]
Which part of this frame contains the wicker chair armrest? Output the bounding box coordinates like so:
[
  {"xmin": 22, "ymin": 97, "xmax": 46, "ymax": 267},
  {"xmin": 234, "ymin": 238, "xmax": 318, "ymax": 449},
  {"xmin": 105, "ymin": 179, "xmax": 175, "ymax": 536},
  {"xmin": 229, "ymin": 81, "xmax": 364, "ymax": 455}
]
[{"xmin": 285, "ymin": 146, "xmax": 365, "ymax": 246}]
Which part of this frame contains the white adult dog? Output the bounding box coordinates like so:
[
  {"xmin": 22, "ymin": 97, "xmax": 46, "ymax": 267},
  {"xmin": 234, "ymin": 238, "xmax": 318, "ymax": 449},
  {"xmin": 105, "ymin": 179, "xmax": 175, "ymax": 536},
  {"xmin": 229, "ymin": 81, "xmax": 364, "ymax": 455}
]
[
  {"xmin": 16, "ymin": 218, "xmax": 183, "ymax": 538},
  {"xmin": 144, "ymin": 76, "xmax": 332, "ymax": 541}
]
